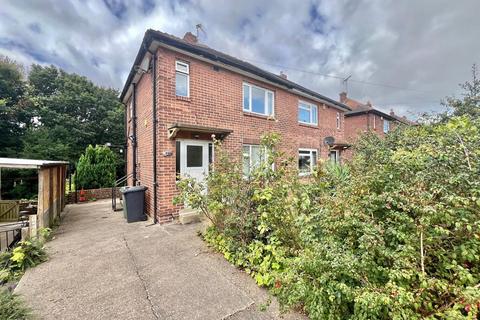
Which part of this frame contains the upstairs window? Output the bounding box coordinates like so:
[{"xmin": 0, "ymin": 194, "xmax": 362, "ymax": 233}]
[
  {"xmin": 336, "ymin": 112, "xmax": 341, "ymax": 129},
  {"xmin": 175, "ymin": 61, "xmax": 189, "ymax": 97},
  {"xmin": 298, "ymin": 101, "xmax": 318, "ymax": 125},
  {"xmin": 298, "ymin": 149, "xmax": 317, "ymax": 175},
  {"xmin": 383, "ymin": 119, "xmax": 390, "ymax": 133},
  {"xmin": 242, "ymin": 144, "xmax": 267, "ymax": 176},
  {"xmin": 243, "ymin": 83, "xmax": 274, "ymax": 116}
]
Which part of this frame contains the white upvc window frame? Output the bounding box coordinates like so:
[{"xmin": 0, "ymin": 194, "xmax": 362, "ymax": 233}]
[
  {"xmin": 383, "ymin": 119, "xmax": 390, "ymax": 133},
  {"xmin": 242, "ymin": 82, "xmax": 274, "ymax": 117},
  {"xmin": 373, "ymin": 115, "xmax": 376, "ymax": 129},
  {"xmin": 175, "ymin": 60, "xmax": 190, "ymax": 97},
  {"xmin": 336, "ymin": 112, "xmax": 341, "ymax": 129},
  {"xmin": 298, "ymin": 148, "xmax": 318, "ymax": 176},
  {"xmin": 298, "ymin": 100, "xmax": 318, "ymax": 126},
  {"xmin": 242, "ymin": 144, "xmax": 269, "ymax": 176}
]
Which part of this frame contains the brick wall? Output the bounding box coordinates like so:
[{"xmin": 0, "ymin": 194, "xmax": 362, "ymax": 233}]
[
  {"xmin": 345, "ymin": 113, "xmax": 400, "ymax": 143},
  {"xmin": 126, "ymin": 70, "xmax": 155, "ymax": 218},
  {"xmin": 67, "ymin": 187, "xmax": 120, "ymax": 204},
  {"xmin": 126, "ymin": 46, "xmax": 347, "ymax": 223}
]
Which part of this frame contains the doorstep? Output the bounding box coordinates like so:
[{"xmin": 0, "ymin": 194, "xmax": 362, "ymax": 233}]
[{"xmin": 178, "ymin": 208, "xmax": 201, "ymax": 225}]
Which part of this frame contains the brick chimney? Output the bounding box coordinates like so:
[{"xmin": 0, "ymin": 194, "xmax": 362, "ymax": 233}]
[
  {"xmin": 339, "ymin": 92, "xmax": 347, "ymax": 103},
  {"xmin": 390, "ymin": 109, "xmax": 395, "ymax": 116},
  {"xmin": 183, "ymin": 32, "xmax": 198, "ymax": 44},
  {"xmin": 279, "ymin": 71, "xmax": 287, "ymax": 79}
]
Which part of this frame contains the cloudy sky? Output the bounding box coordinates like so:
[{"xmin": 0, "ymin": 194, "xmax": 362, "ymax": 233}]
[{"xmin": 1, "ymin": 0, "xmax": 479, "ymax": 118}]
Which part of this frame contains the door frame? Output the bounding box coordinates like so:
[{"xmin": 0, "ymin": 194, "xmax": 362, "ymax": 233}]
[{"xmin": 177, "ymin": 139, "xmax": 212, "ymax": 180}]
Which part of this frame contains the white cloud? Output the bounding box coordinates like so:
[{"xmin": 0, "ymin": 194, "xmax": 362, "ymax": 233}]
[{"xmin": 0, "ymin": 0, "xmax": 478, "ymax": 117}]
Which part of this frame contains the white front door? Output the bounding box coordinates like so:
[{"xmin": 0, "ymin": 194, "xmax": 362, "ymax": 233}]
[{"xmin": 179, "ymin": 140, "xmax": 209, "ymax": 184}]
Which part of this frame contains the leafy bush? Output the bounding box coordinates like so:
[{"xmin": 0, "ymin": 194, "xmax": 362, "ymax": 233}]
[
  {"xmin": 76, "ymin": 144, "xmax": 117, "ymax": 189},
  {"xmin": 177, "ymin": 116, "xmax": 480, "ymax": 319},
  {"xmin": 38, "ymin": 227, "xmax": 53, "ymax": 242},
  {"xmin": 0, "ymin": 288, "xmax": 31, "ymax": 320},
  {"xmin": 0, "ymin": 238, "xmax": 48, "ymax": 283}
]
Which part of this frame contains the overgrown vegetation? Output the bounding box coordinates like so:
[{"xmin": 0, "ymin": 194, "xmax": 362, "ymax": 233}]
[
  {"xmin": 177, "ymin": 116, "xmax": 480, "ymax": 319},
  {"xmin": 0, "ymin": 229, "xmax": 50, "ymax": 283},
  {"xmin": 175, "ymin": 67, "xmax": 480, "ymax": 320},
  {"xmin": 177, "ymin": 99, "xmax": 480, "ymax": 318},
  {"xmin": 0, "ymin": 288, "xmax": 31, "ymax": 320},
  {"xmin": 76, "ymin": 145, "xmax": 117, "ymax": 189},
  {"xmin": 0, "ymin": 228, "xmax": 51, "ymax": 319}
]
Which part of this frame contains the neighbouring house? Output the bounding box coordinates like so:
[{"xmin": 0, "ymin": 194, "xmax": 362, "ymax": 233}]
[
  {"xmin": 340, "ymin": 92, "xmax": 413, "ymax": 142},
  {"xmin": 120, "ymin": 29, "xmax": 351, "ymax": 223}
]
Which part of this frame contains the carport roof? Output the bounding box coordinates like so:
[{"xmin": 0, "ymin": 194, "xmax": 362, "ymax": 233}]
[{"xmin": 0, "ymin": 158, "xmax": 68, "ymax": 169}]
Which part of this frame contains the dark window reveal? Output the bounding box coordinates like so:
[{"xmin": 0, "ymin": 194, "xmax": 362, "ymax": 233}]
[
  {"xmin": 208, "ymin": 143, "xmax": 213, "ymax": 164},
  {"xmin": 176, "ymin": 141, "xmax": 180, "ymax": 180}
]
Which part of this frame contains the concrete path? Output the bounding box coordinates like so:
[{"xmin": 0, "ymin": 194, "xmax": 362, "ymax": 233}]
[{"xmin": 15, "ymin": 200, "xmax": 306, "ymax": 320}]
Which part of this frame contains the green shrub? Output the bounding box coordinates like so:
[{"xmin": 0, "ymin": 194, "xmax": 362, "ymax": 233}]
[
  {"xmin": 177, "ymin": 117, "xmax": 480, "ymax": 319},
  {"xmin": 0, "ymin": 288, "xmax": 31, "ymax": 320},
  {"xmin": 38, "ymin": 227, "xmax": 53, "ymax": 242},
  {"xmin": 0, "ymin": 238, "xmax": 48, "ymax": 283},
  {"xmin": 76, "ymin": 144, "xmax": 117, "ymax": 189}
]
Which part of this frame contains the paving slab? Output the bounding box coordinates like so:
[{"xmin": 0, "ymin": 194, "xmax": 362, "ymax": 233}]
[{"xmin": 15, "ymin": 199, "xmax": 306, "ymax": 320}]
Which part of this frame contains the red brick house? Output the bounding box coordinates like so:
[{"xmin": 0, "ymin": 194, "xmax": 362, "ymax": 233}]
[
  {"xmin": 340, "ymin": 92, "xmax": 412, "ymax": 142},
  {"xmin": 120, "ymin": 30, "xmax": 351, "ymax": 223}
]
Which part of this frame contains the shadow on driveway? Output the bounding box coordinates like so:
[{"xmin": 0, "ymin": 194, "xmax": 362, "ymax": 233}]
[{"xmin": 15, "ymin": 199, "xmax": 306, "ymax": 320}]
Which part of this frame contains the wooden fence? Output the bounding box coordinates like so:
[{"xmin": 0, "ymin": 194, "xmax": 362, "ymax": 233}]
[{"xmin": 0, "ymin": 200, "xmax": 19, "ymax": 222}]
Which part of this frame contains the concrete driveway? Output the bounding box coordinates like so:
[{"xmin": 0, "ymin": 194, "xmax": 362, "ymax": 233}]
[{"xmin": 15, "ymin": 200, "xmax": 305, "ymax": 320}]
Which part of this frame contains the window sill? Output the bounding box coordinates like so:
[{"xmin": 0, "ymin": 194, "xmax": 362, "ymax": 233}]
[
  {"xmin": 243, "ymin": 112, "xmax": 276, "ymax": 121},
  {"xmin": 298, "ymin": 122, "xmax": 319, "ymax": 129},
  {"xmin": 176, "ymin": 95, "xmax": 191, "ymax": 102}
]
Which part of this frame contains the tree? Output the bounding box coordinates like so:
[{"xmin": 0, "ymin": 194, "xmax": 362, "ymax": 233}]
[
  {"xmin": 0, "ymin": 56, "xmax": 30, "ymax": 157},
  {"xmin": 0, "ymin": 56, "xmax": 125, "ymax": 199},
  {"xmin": 28, "ymin": 64, "xmax": 59, "ymax": 96},
  {"xmin": 443, "ymin": 64, "xmax": 480, "ymax": 119},
  {"xmin": 76, "ymin": 145, "xmax": 117, "ymax": 189},
  {"xmin": 22, "ymin": 65, "xmax": 124, "ymax": 167}
]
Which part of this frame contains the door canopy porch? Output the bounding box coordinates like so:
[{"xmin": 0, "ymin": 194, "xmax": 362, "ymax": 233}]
[
  {"xmin": 329, "ymin": 142, "xmax": 351, "ymax": 150},
  {"xmin": 167, "ymin": 123, "xmax": 233, "ymax": 140}
]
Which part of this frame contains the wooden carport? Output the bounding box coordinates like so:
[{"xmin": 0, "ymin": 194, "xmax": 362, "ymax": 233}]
[{"xmin": 0, "ymin": 158, "xmax": 68, "ymax": 236}]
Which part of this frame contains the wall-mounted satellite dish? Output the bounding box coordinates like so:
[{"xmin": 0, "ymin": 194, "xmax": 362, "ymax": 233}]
[{"xmin": 324, "ymin": 136, "xmax": 335, "ymax": 146}]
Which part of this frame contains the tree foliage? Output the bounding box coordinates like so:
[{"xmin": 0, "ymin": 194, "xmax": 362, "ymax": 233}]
[
  {"xmin": 0, "ymin": 56, "xmax": 125, "ymax": 198},
  {"xmin": 76, "ymin": 145, "xmax": 117, "ymax": 189},
  {"xmin": 22, "ymin": 65, "xmax": 124, "ymax": 165},
  {"xmin": 0, "ymin": 56, "xmax": 31, "ymax": 157},
  {"xmin": 442, "ymin": 64, "xmax": 480, "ymax": 119},
  {"xmin": 177, "ymin": 116, "xmax": 480, "ymax": 319},
  {"xmin": 0, "ymin": 56, "xmax": 124, "ymax": 166}
]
